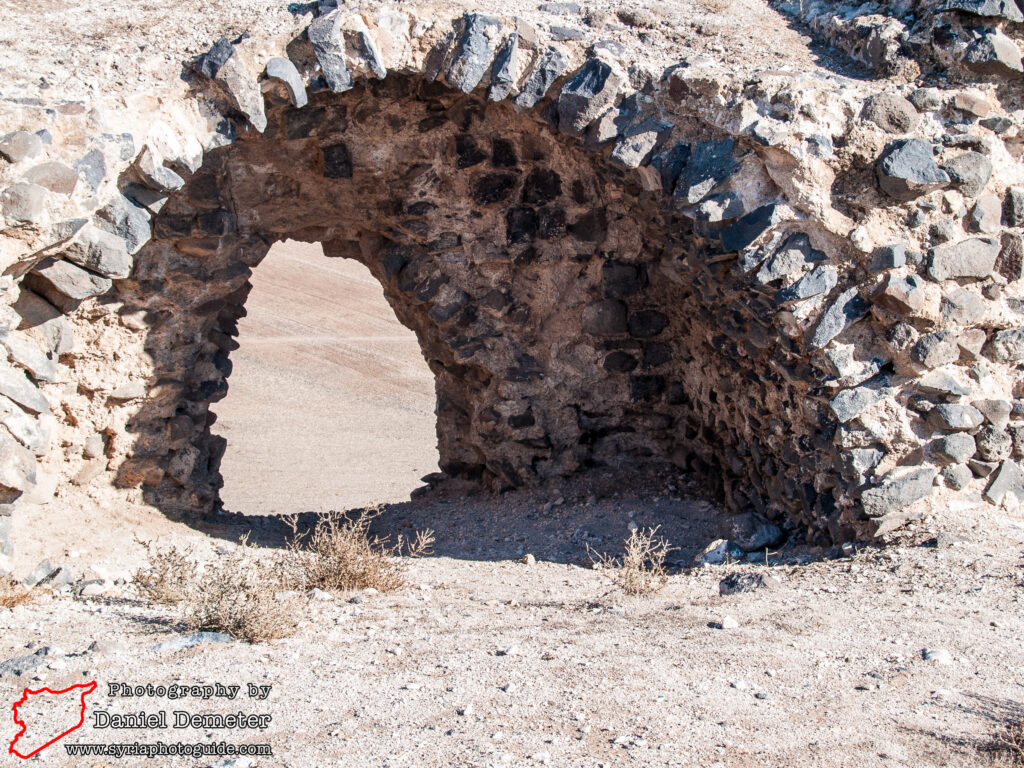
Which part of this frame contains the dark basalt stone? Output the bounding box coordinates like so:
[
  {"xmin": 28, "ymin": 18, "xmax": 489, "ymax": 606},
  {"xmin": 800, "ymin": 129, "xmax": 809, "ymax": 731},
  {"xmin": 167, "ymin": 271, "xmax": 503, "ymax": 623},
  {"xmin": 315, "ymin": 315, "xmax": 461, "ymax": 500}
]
[
  {"xmin": 522, "ymin": 168, "xmax": 562, "ymax": 205},
  {"xmin": 473, "ymin": 173, "xmax": 518, "ymax": 204},
  {"xmin": 322, "ymin": 142, "xmax": 352, "ymax": 178},
  {"xmin": 506, "ymin": 206, "xmax": 539, "ymax": 244},
  {"xmin": 627, "ymin": 310, "xmax": 669, "ymax": 338},
  {"xmin": 455, "ymin": 134, "xmax": 489, "ymax": 169}
]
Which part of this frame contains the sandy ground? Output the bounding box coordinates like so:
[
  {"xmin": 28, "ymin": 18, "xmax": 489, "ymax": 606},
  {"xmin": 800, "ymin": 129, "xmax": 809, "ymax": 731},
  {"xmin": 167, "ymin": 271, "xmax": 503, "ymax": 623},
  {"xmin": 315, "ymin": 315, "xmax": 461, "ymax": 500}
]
[
  {"xmin": 3, "ymin": 243, "xmax": 1024, "ymax": 768},
  {"xmin": 213, "ymin": 241, "xmax": 439, "ymax": 515}
]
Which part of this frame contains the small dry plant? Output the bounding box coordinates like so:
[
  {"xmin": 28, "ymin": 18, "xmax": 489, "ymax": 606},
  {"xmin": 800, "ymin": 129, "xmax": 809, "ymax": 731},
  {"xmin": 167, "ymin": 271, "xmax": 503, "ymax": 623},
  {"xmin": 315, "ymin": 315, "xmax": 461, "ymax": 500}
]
[
  {"xmin": 134, "ymin": 537, "xmax": 195, "ymax": 605},
  {"xmin": 0, "ymin": 578, "xmax": 33, "ymax": 609},
  {"xmin": 286, "ymin": 507, "xmax": 434, "ymax": 593},
  {"xmin": 181, "ymin": 535, "xmax": 299, "ymax": 644},
  {"xmin": 992, "ymin": 720, "xmax": 1024, "ymax": 766},
  {"xmin": 590, "ymin": 526, "xmax": 674, "ymax": 596},
  {"xmin": 136, "ymin": 536, "xmax": 298, "ymax": 643}
]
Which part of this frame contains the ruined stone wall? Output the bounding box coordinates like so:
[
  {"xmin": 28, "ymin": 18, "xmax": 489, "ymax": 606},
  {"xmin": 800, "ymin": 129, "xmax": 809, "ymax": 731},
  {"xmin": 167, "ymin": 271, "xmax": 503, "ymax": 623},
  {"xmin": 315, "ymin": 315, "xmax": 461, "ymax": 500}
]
[{"xmin": 2, "ymin": 2, "xmax": 1024, "ymax": 555}]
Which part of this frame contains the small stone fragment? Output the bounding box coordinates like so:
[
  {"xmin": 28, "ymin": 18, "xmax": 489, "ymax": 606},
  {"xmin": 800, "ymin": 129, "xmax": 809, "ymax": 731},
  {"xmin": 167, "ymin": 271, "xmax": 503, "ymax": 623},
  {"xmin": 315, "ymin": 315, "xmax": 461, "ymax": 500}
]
[
  {"xmin": 675, "ymin": 138, "xmax": 739, "ymax": 206},
  {"xmin": 22, "ymin": 162, "xmax": 78, "ymax": 195},
  {"xmin": 695, "ymin": 539, "xmax": 745, "ymax": 565},
  {"xmin": 983, "ymin": 459, "xmax": 1024, "ymax": 505},
  {"xmin": 808, "ymin": 287, "xmax": 869, "ymax": 349},
  {"xmin": 94, "ymin": 192, "xmax": 151, "ymax": 254},
  {"xmin": 975, "ymin": 426, "xmax": 1012, "ymax": 461},
  {"xmin": 930, "ymin": 403, "xmax": 985, "ymax": 431},
  {"xmin": 487, "ymin": 33, "xmax": 519, "ymax": 102},
  {"xmin": 968, "ymin": 194, "xmax": 1001, "ymax": 234},
  {"xmin": 986, "ymin": 328, "xmax": 1024, "ymax": 362},
  {"xmin": 830, "ymin": 374, "xmax": 891, "ymax": 423},
  {"xmin": 720, "ymin": 204, "xmax": 783, "ymax": 253},
  {"xmin": 876, "ymin": 139, "xmax": 949, "ymax": 201},
  {"xmin": 942, "ymin": 463, "xmax": 974, "ymax": 489},
  {"xmin": 0, "ymin": 183, "xmax": 46, "ymax": 223},
  {"xmin": 912, "ymin": 331, "xmax": 960, "ymax": 369},
  {"xmin": 928, "ymin": 237, "xmax": 999, "ymax": 281},
  {"xmin": 265, "ymin": 57, "xmax": 308, "ymax": 108},
  {"xmin": 558, "ymin": 58, "xmax": 622, "ymax": 138},
  {"xmin": 940, "ymin": 288, "xmax": 986, "ymax": 324},
  {"xmin": 62, "ymin": 225, "xmax": 132, "ymax": 279},
  {"xmin": 941, "ymin": 152, "xmax": 992, "ymax": 198},
  {"xmin": 873, "ymin": 273, "xmax": 928, "ymax": 315},
  {"xmin": 512, "ymin": 46, "xmax": 568, "ymax": 110},
  {"xmin": 31, "ymin": 257, "xmax": 112, "ymax": 302},
  {"xmin": 962, "ymin": 29, "xmax": 1023, "ymax": 76},
  {"xmin": 609, "ymin": 117, "xmax": 672, "ymax": 169},
  {"xmin": 861, "ymin": 93, "xmax": 919, "ymax": 133},
  {"xmin": 445, "ymin": 13, "xmax": 502, "ymax": 94},
  {"xmin": 936, "ymin": 433, "xmax": 977, "ymax": 464},
  {"xmin": 308, "ymin": 10, "xmax": 354, "ymax": 93},
  {"xmin": 0, "ymin": 131, "xmax": 43, "ymax": 163}
]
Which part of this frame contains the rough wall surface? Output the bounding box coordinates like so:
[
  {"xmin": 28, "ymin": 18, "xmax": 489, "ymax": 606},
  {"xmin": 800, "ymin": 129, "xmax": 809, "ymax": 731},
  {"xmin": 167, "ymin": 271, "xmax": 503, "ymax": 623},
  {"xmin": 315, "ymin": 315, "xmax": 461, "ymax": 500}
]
[{"xmin": 2, "ymin": 0, "xmax": 1024, "ymax": 552}]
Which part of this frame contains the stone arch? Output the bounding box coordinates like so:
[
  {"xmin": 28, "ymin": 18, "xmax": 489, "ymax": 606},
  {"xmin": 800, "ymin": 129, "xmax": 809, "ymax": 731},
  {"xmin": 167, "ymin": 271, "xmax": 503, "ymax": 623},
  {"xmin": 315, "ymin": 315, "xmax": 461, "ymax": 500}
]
[{"xmin": 4, "ymin": 7, "xmax": 1024, "ymax": 550}]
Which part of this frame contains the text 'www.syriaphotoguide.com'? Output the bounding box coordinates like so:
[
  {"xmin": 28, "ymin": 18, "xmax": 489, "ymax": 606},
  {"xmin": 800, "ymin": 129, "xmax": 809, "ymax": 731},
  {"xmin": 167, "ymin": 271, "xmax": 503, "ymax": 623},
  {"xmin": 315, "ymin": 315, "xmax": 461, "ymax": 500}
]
[{"xmin": 64, "ymin": 741, "xmax": 273, "ymax": 758}]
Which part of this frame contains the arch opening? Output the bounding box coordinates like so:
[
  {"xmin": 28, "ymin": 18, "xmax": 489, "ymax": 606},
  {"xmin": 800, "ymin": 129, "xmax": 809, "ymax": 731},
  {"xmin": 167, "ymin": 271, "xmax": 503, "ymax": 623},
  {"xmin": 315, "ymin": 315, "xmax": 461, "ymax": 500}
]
[{"xmin": 211, "ymin": 240, "xmax": 439, "ymax": 515}]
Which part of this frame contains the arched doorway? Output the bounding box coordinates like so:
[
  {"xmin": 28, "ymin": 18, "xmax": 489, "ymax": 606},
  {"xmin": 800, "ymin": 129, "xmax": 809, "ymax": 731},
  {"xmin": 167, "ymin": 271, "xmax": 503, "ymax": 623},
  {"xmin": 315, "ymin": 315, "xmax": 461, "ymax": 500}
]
[{"xmin": 212, "ymin": 240, "xmax": 438, "ymax": 515}]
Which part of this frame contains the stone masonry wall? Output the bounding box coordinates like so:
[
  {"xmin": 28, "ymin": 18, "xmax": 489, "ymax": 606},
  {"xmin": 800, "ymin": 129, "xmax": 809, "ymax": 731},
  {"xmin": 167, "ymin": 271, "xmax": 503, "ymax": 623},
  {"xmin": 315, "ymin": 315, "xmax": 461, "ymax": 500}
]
[{"xmin": 2, "ymin": 2, "xmax": 1024, "ymax": 555}]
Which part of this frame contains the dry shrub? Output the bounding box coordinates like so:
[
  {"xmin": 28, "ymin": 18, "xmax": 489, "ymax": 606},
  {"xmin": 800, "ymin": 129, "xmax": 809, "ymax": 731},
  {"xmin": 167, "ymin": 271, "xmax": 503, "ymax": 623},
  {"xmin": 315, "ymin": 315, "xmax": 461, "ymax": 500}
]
[
  {"xmin": 286, "ymin": 507, "xmax": 434, "ymax": 593},
  {"xmin": 590, "ymin": 526, "xmax": 674, "ymax": 596},
  {"xmin": 0, "ymin": 578, "xmax": 33, "ymax": 609},
  {"xmin": 181, "ymin": 536, "xmax": 299, "ymax": 644},
  {"xmin": 134, "ymin": 538, "xmax": 195, "ymax": 605},
  {"xmin": 992, "ymin": 720, "xmax": 1024, "ymax": 766},
  {"xmin": 136, "ymin": 536, "xmax": 298, "ymax": 644}
]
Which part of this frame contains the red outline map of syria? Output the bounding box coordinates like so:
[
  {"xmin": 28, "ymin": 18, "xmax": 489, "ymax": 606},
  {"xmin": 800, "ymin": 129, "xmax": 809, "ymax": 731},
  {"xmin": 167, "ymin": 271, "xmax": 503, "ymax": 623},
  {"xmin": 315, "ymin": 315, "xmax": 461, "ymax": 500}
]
[{"xmin": 8, "ymin": 681, "xmax": 97, "ymax": 759}]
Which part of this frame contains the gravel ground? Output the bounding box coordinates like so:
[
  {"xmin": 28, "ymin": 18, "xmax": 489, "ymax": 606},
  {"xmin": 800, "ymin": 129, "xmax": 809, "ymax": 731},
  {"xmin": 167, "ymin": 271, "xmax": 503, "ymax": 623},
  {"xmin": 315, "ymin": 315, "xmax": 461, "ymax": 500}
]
[{"xmin": 1, "ymin": 487, "xmax": 1023, "ymax": 768}]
